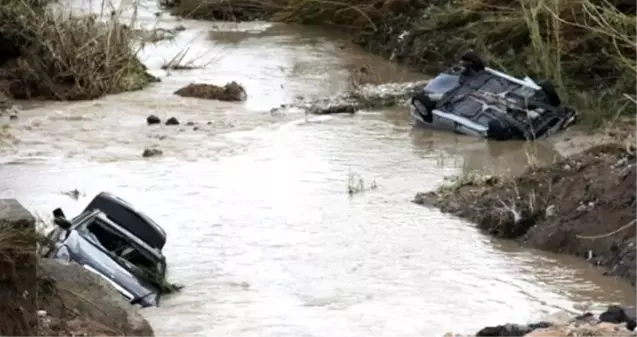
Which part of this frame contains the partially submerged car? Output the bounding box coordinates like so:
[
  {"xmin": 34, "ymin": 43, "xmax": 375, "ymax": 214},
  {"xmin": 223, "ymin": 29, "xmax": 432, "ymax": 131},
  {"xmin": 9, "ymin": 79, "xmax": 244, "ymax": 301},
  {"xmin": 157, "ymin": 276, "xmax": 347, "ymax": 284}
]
[
  {"xmin": 40, "ymin": 192, "xmax": 169, "ymax": 308},
  {"xmin": 83, "ymin": 191, "xmax": 167, "ymax": 251},
  {"xmin": 410, "ymin": 52, "xmax": 578, "ymax": 140}
]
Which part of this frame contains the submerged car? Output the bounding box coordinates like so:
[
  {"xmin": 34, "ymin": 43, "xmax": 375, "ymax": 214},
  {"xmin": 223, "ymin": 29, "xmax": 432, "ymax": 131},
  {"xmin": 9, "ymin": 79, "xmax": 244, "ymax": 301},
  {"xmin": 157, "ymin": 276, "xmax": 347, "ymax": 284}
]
[
  {"xmin": 40, "ymin": 192, "xmax": 169, "ymax": 307},
  {"xmin": 83, "ymin": 191, "xmax": 167, "ymax": 251},
  {"xmin": 410, "ymin": 51, "xmax": 578, "ymax": 140}
]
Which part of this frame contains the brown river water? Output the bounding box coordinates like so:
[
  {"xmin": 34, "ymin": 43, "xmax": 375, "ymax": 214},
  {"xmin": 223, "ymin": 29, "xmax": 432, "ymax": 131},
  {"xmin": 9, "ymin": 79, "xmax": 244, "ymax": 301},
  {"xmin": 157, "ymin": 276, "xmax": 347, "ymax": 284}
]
[{"xmin": 0, "ymin": 1, "xmax": 635, "ymax": 336}]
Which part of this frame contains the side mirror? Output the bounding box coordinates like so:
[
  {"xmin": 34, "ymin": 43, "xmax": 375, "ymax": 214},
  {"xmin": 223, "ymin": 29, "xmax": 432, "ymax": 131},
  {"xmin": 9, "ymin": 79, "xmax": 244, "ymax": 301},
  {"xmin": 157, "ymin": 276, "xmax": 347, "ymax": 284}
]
[
  {"xmin": 53, "ymin": 208, "xmax": 66, "ymax": 218},
  {"xmin": 53, "ymin": 217, "xmax": 72, "ymax": 230}
]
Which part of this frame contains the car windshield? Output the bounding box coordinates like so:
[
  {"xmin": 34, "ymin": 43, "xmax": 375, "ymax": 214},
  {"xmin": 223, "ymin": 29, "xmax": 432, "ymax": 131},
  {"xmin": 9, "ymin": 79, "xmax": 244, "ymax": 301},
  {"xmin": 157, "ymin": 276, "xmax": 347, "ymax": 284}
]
[
  {"xmin": 76, "ymin": 217, "xmax": 163, "ymax": 278},
  {"xmin": 424, "ymin": 73, "xmax": 460, "ymax": 94}
]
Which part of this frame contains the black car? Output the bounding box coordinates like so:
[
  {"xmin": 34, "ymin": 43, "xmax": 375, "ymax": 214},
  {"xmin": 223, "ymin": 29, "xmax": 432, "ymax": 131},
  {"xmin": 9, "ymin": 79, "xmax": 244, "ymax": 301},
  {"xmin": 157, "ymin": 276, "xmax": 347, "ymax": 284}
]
[
  {"xmin": 40, "ymin": 194, "xmax": 169, "ymax": 308},
  {"xmin": 410, "ymin": 51, "xmax": 578, "ymax": 140}
]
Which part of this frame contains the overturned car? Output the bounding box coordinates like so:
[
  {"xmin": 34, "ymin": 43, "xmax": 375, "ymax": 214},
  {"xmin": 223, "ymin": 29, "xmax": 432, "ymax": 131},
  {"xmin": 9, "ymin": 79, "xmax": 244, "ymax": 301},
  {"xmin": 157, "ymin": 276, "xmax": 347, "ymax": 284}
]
[
  {"xmin": 410, "ymin": 51, "xmax": 578, "ymax": 140},
  {"xmin": 40, "ymin": 192, "xmax": 172, "ymax": 308}
]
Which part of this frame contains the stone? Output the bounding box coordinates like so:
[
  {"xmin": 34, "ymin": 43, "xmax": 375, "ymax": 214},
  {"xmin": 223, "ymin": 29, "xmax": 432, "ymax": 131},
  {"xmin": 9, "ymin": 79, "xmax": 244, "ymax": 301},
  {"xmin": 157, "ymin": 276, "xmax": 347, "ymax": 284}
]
[
  {"xmin": 600, "ymin": 305, "xmax": 636, "ymax": 331},
  {"xmin": 476, "ymin": 323, "xmax": 538, "ymax": 336},
  {"xmin": 146, "ymin": 115, "xmax": 161, "ymax": 125},
  {"xmin": 165, "ymin": 117, "xmax": 179, "ymax": 125},
  {"xmin": 413, "ymin": 191, "xmax": 439, "ymax": 207},
  {"xmin": 174, "ymin": 81, "xmax": 247, "ymax": 102},
  {"xmin": 142, "ymin": 148, "xmax": 163, "ymax": 158}
]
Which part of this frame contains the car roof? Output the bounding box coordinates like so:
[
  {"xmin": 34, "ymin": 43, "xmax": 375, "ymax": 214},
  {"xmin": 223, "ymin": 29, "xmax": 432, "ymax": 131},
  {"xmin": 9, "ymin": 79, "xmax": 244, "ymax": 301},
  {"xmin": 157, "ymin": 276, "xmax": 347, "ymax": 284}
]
[
  {"xmin": 95, "ymin": 192, "xmax": 166, "ymax": 236},
  {"xmin": 76, "ymin": 209, "xmax": 164, "ymax": 261}
]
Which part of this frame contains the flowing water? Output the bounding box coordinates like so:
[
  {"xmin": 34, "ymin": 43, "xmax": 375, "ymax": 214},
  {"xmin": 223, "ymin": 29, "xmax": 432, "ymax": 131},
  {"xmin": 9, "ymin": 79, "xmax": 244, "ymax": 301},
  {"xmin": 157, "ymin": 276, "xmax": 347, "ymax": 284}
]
[{"xmin": 0, "ymin": 1, "xmax": 635, "ymax": 336}]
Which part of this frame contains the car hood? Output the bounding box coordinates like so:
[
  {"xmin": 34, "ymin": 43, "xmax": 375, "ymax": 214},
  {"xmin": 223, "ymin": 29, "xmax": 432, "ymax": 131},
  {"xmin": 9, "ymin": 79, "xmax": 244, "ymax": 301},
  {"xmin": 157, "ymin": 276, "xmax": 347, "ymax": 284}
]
[{"xmin": 64, "ymin": 231, "xmax": 158, "ymax": 303}]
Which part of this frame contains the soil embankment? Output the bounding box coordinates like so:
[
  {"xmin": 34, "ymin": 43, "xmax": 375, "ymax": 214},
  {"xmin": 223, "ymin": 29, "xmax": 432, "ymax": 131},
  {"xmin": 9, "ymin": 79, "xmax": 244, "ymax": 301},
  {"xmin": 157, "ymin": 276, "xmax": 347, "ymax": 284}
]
[
  {"xmin": 415, "ymin": 141, "xmax": 636, "ymax": 285},
  {"xmin": 0, "ymin": 0, "xmax": 156, "ymax": 103},
  {"xmin": 0, "ymin": 199, "xmax": 154, "ymax": 336}
]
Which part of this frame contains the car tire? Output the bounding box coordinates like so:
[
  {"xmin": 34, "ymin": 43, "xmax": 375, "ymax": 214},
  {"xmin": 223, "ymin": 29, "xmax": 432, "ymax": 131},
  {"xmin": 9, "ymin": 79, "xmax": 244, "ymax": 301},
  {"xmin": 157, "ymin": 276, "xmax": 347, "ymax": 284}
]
[
  {"xmin": 538, "ymin": 79, "xmax": 561, "ymax": 106},
  {"xmin": 460, "ymin": 51, "xmax": 485, "ymax": 72},
  {"xmin": 412, "ymin": 92, "xmax": 436, "ymax": 112},
  {"xmin": 487, "ymin": 120, "xmax": 515, "ymax": 140}
]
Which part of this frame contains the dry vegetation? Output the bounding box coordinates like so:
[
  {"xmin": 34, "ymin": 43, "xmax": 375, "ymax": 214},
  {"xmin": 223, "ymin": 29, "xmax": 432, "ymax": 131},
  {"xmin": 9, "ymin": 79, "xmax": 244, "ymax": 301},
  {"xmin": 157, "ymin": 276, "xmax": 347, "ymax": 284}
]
[
  {"xmin": 0, "ymin": 0, "xmax": 156, "ymax": 101},
  {"xmin": 168, "ymin": 0, "xmax": 636, "ymax": 126}
]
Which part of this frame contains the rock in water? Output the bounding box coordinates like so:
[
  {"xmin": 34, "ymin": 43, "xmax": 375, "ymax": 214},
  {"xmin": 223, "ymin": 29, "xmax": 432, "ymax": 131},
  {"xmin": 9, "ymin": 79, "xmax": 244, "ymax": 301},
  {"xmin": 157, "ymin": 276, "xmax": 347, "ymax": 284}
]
[
  {"xmin": 174, "ymin": 82, "xmax": 247, "ymax": 101},
  {"xmin": 38, "ymin": 258, "xmax": 154, "ymax": 336},
  {"xmin": 476, "ymin": 323, "xmax": 546, "ymax": 336},
  {"xmin": 600, "ymin": 305, "xmax": 637, "ymax": 331},
  {"xmin": 146, "ymin": 115, "xmax": 161, "ymax": 125},
  {"xmin": 142, "ymin": 148, "xmax": 163, "ymax": 158},
  {"xmin": 165, "ymin": 117, "xmax": 179, "ymax": 125}
]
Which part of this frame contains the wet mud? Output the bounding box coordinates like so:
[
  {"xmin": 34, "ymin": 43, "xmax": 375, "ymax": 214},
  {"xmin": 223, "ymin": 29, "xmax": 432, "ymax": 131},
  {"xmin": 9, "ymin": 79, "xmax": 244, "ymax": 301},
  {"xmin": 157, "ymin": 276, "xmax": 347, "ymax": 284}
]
[{"xmin": 415, "ymin": 143, "xmax": 637, "ymax": 285}]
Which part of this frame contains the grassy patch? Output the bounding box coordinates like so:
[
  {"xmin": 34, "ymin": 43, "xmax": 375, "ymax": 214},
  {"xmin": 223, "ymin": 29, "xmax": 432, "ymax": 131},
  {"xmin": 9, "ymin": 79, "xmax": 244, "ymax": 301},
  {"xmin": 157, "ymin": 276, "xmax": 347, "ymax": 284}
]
[{"xmin": 0, "ymin": 0, "xmax": 157, "ymax": 101}]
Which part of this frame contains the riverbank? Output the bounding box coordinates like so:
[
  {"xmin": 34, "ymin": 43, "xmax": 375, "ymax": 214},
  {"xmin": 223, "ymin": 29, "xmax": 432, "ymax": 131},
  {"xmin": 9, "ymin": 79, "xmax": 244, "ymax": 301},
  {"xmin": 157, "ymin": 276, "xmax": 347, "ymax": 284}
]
[
  {"xmin": 414, "ymin": 129, "xmax": 636, "ymax": 285},
  {"xmin": 168, "ymin": 0, "xmax": 635, "ymax": 127},
  {"xmin": 0, "ymin": 0, "xmax": 156, "ymax": 102}
]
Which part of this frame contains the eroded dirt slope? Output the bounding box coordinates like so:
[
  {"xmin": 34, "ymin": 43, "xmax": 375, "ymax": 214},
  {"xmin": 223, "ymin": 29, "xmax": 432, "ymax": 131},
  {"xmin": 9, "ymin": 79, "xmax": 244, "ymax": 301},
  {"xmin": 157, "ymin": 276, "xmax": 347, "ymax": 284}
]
[{"xmin": 415, "ymin": 143, "xmax": 636, "ymax": 284}]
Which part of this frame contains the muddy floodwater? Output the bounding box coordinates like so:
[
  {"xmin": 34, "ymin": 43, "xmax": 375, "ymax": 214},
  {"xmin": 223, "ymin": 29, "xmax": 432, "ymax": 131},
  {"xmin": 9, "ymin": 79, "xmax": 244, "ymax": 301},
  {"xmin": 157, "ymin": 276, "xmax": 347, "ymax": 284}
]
[{"xmin": 1, "ymin": 1, "xmax": 635, "ymax": 336}]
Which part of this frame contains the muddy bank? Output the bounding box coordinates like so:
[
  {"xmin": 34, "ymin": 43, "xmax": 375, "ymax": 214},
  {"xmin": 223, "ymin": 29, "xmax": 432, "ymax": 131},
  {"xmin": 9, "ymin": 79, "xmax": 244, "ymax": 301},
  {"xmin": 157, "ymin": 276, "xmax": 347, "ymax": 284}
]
[
  {"xmin": 0, "ymin": 199, "xmax": 154, "ymax": 336},
  {"xmin": 463, "ymin": 306, "xmax": 637, "ymax": 337},
  {"xmin": 414, "ymin": 142, "xmax": 636, "ymax": 284}
]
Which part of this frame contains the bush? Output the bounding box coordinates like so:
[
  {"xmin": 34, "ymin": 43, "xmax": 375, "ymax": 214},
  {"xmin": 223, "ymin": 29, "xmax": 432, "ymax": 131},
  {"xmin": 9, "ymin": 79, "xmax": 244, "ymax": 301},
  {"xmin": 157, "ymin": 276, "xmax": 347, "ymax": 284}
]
[{"xmin": 0, "ymin": 0, "xmax": 156, "ymax": 101}]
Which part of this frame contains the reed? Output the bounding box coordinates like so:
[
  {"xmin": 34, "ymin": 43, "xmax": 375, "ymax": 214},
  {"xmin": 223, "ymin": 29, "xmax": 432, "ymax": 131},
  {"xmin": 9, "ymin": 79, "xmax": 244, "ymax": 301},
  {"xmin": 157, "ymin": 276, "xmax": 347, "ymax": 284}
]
[{"xmin": 0, "ymin": 0, "xmax": 156, "ymax": 100}]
